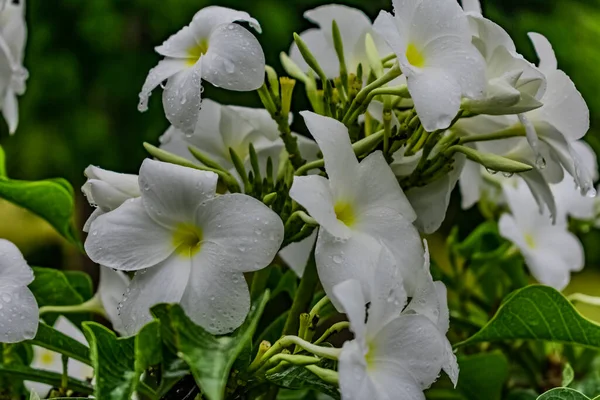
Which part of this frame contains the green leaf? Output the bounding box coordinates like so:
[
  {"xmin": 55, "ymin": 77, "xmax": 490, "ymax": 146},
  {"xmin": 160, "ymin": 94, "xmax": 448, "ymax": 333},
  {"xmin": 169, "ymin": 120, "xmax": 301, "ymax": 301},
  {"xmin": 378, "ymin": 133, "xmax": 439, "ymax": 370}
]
[
  {"xmin": 0, "ymin": 147, "xmax": 80, "ymax": 246},
  {"xmin": 0, "ymin": 363, "xmax": 93, "ymax": 394},
  {"xmin": 266, "ymin": 360, "xmax": 340, "ymax": 400},
  {"xmin": 456, "ymin": 285, "xmax": 600, "ymax": 349},
  {"xmin": 563, "ymin": 363, "xmax": 575, "ymax": 387},
  {"xmin": 537, "ymin": 388, "xmax": 591, "ymax": 399},
  {"xmin": 28, "ymin": 322, "xmax": 91, "ymax": 365},
  {"xmin": 152, "ymin": 291, "xmax": 270, "ymax": 400},
  {"xmin": 82, "ymin": 321, "xmax": 161, "ymax": 400},
  {"xmin": 63, "ymin": 270, "xmax": 94, "ymax": 301},
  {"xmin": 30, "ymin": 267, "xmax": 85, "ymax": 307},
  {"xmin": 456, "ymin": 351, "xmax": 509, "ymax": 400}
]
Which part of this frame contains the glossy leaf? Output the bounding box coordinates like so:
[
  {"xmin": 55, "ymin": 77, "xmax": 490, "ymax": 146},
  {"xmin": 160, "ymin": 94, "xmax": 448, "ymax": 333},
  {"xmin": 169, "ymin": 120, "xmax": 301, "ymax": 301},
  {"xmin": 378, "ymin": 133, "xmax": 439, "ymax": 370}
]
[
  {"xmin": 0, "ymin": 363, "xmax": 93, "ymax": 394},
  {"xmin": 456, "ymin": 285, "xmax": 600, "ymax": 348},
  {"xmin": 266, "ymin": 359, "xmax": 340, "ymax": 400},
  {"xmin": 151, "ymin": 291, "xmax": 270, "ymax": 400},
  {"xmin": 537, "ymin": 388, "xmax": 591, "ymax": 399},
  {"xmin": 82, "ymin": 321, "xmax": 162, "ymax": 400},
  {"xmin": 457, "ymin": 351, "xmax": 509, "ymax": 400},
  {"xmin": 28, "ymin": 322, "xmax": 91, "ymax": 365}
]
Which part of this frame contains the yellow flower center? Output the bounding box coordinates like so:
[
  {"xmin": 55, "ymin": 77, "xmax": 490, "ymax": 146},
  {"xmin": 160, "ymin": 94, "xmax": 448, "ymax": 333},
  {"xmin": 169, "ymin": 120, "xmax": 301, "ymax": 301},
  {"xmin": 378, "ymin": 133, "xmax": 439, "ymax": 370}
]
[
  {"xmin": 406, "ymin": 43, "xmax": 425, "ymax": 68},
  {"xmin": 40, "ymin": 350, "xmax": 54, "ymax": 366},
  {"xmin": 524, "ymin": 233, "xmax": 536, "ymax": 249},
  {"xmin": 334, "ymin": 201, "xmax": 356, "ymax": 227},
  {"xmin": 172, "ymin": 224, "xmax": 203, "ymax": 257},
  {"xmin": 186, "ymin": 39, "xmax": 209, "ymax": 67}
]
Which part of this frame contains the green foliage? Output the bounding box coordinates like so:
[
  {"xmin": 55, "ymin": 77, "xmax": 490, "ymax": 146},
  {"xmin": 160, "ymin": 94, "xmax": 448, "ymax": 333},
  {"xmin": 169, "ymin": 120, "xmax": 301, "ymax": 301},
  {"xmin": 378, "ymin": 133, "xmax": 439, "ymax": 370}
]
[
  {"xmin": 0, "ymin": 146, "xmax": 80, "ymax": 246},
  {"xmin": 457, "ymin": 286, "xmax": 600, "ymax": 348},
  {"xmin": 536, "ymin": 388, "xmax": 597, "ymax": 400},
  {"xmin": 266, "ymin": 361, "xmax": 340, "ymax": 399},
  {"xmin": 456, "ymin": 351, "xmax": 509, "ymax": 400},
  {"xmin": 82, "ymin": 321, "xmax": 161, "ymax": 400},
  {"xmin": 28, "ymin": 323, "xmax": 91, "ymax": 365},
  {"xmin": 0, "ymin": 363, "xmax": 94, "ymax": 394},
  {"xmin": 151, "ymin": 291, "xmax": 270, "ymax": 400}
]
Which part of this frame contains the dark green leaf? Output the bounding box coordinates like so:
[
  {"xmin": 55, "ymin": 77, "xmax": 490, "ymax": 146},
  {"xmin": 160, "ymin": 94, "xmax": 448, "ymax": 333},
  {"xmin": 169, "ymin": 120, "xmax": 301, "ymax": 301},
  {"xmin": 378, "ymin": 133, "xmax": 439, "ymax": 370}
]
[
  {"xmin": 506, "ymin": 389, "xmax": 539, "ymax": 400},
  {"xmin": 28, "ymin": 322, "xmax": 91, "ymax": 365},
  {"xmin": 537, "ymin": 388, "xmax": 591, "ymax": 399},
  {"xmin": 456, "ymin": 351, "xmax": 509, "ymax": 400},
  {"xmin": 151, "ymin": 291, "xmax": 270, "ymax": 400},
  {"xmin": 266, "ymin": 360, "xmax": 340, "ymax": 400},
  {"xmin": 272, "ymin": 270, "xmax": 298, "ymax": 300},
  {"xmin": 456, "ymin": 285, "xmax": 600, "ymax": 348},
  {"xmin": 255, "ymin": 311, "xmax": 288, "ymax": 348},
  {"xmin": 0, "ymin": 363, "xmax": 93, "ymax": 394},
  {"xmin": 0, "ymin": 149, "xmax": 80, "ymax": 246},
  {"xmin": 63, "ymin": 270, "xmax": 94, "ymax": 301},
  {"xmin": 30, "ymin": 267, "xmax": 84, "ymax": 307}
]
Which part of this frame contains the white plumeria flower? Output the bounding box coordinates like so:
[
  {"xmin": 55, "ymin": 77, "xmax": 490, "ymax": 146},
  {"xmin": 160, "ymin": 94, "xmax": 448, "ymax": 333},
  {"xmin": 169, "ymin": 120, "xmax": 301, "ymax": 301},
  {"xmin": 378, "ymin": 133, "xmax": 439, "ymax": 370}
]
[
  {"xmin": 138, "ymin": 6, "xmax": 265, "ymax": 134},
  {"xmin": 160, "ymin": 98, "xmax": 319, "ymax": 190},
  {"xmin": 460, "ymin": 1, "xmax": 546, "ymax": 115},
  {"xmin": 26, "ymin": 316, "xmax": 94, "ymax": 397},
  {"xmin": 85, "ymin": 159, "xmax": 284, "ymax": 335},
  {"xmin": 289, "ymin": 4, "xmax": 390, "ymax": 78},
  {"xmin": 289, "ymin": 112, "xmax": 423, "ymax": 302},
  {"xmin": 373, "ymin": 0, "xmax": 486, "ymax": 132},
  {"xmin": 0, "ymin": 0, "xmax": 28, "ymax": 134},
  {"xmin": 279, "ymin": 231, "xmax": 318, "ymax": 277},
  {"xmin": 333, "ymin": 247, "xmax": 451, "ymax": 400},
  {"xmin": 499, "ymin": 179, "xmax": 584, "ymax": 290},
  {"xmin": 81, "ymin": 165, "xmax": 140, "ymax": 232},
  {"xmin": 97, "ymin": 266, "xmax": 130, "ymax": 335},
  {"xmin": 0, "ymin": 239, "xmax": 38, "ymax": 343}
]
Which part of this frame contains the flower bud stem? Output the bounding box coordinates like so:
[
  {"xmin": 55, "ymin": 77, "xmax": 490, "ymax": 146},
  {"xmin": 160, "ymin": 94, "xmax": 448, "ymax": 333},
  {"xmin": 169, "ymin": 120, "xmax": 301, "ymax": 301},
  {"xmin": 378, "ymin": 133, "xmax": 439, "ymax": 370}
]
[
  {"xmin": 39, "ymin": 294, "xmax": 107, "ymax": 319},
  {"xmin": 313, "ymin": 321, "xmax": 350, "ymax": 345},
  {"xmin": 458, "ymin": 125, "xmax": 526, "ymax": 145}
]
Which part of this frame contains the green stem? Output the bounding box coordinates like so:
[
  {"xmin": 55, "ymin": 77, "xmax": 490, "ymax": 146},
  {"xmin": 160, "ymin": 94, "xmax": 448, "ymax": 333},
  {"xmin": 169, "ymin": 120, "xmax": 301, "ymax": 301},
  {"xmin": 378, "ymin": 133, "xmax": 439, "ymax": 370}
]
[
  {"xmin": 304, "ymin": 365, "xmax": 339, "ymax": 385},
  {"xmin": 458, "ymin": 125, "xmax": 526, "ymax": 144},
  {"xmin": 0, "ymin": 364, "xmax": 94, "ymax": 394},
  {"xmin": 250, "ymin": 267, "xmax": 273, "ymax": 301},
  {"xmin": 313, "ymin": 321, "xmax": 350, "ymax": 345},
  {"xmin": 282, "ymin": 246, "xmax": 319, "ymax": 336},
  {"xmin": 39, "ymin": 294, "xmax": 106, "ymax": 319},
  {"xmin": 309, "ymin": 296, "xmax": 331, "ymax": 322}
]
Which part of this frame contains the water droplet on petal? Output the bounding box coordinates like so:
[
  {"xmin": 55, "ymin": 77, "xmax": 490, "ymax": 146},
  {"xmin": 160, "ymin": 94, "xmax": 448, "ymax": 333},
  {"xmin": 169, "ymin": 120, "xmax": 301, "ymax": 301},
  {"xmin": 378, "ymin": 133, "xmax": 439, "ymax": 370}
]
[
  {"xmin": 485, "ymin": 168, "xmax": 498, "ymax": 175},
  {"xmin": 535, "ymin": 155, "xmax": 546, "ymax": 170}
]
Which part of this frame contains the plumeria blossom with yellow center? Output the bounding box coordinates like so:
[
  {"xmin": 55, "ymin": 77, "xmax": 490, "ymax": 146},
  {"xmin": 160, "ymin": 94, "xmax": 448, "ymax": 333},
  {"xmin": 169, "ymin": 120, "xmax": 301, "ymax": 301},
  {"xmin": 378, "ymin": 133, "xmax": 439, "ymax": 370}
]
[
  {"xmin": 460, "ymin": 0, "xmax": 546, "ymax": 116},
  {"xmin": 0, "ymin": 239, "xmax": 38, "ymax": 343},
  {"xmin": 499, "ymin": 179, "xmax": 584, "ymax": 290},
  {"xmin": 289, "ymin": 112, "xmax": 423, "ymax": 302},
  {"xmin": 289, "ymin": 4, "xmax": 391, "ymax": 79},
  {"xmin": 138, "ymin": 6, "xmax": 265, "ymax": 135},
  {"xmin": 333, "ymin": 246, "xmax": 453, "ymax": 400},
  {"xmin": 84, "ymin": 159, "xmax": 284, "ymax": 335},
  {"xmin": 81, "ymin": 165, "xmax": 140, "ymax": 232},
  {"xmin": 0, "ymin": 0, "xmax": 27, "ymax": 134},
  {"xmin": 373, "ymin": 0, "xmax": 486, "ymax": 132},
  {"xmin": 26, "ymin": 316, "xmax": 94, "ymax": 397}
]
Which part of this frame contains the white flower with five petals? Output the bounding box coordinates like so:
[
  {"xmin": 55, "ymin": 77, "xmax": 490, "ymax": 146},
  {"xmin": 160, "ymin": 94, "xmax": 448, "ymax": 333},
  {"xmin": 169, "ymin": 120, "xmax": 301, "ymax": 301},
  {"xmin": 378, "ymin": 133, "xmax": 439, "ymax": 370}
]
[
  {"xmin": 0, "ymin": 239, "xmax": 38, "ymax": 343},
  {"xmin": 85, "ymin": 159, "xmax": 284, "ymax": 335},
  {"xmin": 373, "ymin": 0, "xmax": 486, "ymax": 132},
  {"xmin": 334, "ymin": 246, "xmax": 454, "ymax": 400},
  {"xmin": 0, "ymin": 0, "xmax": 28, "ymax": 134},
  {"xmin": 289, "ymin": 112, "xmax": 423, "ymax": 302},
  {"xmin": 138, "ymin": 6, "xmax": 265, "ymax": 134}
]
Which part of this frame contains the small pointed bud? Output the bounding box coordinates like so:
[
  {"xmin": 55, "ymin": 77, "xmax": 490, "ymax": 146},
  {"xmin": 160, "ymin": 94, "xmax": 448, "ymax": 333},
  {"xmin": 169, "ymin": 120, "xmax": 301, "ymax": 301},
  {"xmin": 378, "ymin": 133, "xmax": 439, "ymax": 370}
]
[
  {"xmin": 331, "ymin": 20, "xmax": 348, "ymax": 83},
  {"xmin": 293, "ymin": 32, "xmax": 328, "ymax": 82},
  {"xmin": 263, "ymin": 192, "xmax": 277, "ymax": 205},
  {"xmin": 365, "ymin": 33, "xmax": 384, "ymax": 78},
  {"xmin": 280, "ymin": 52, "xmax": 309, "ymax": 83},
  {"xmin": 448, "ymin": 145, "xmax": 534, "ymax": 173},
  {"xmin": 265, "ymin": 65, "xmax": 280, "ymax": 100},
  {"xmin": 280, "ymin": 77, "xmax": 296, "ymax": 118}
]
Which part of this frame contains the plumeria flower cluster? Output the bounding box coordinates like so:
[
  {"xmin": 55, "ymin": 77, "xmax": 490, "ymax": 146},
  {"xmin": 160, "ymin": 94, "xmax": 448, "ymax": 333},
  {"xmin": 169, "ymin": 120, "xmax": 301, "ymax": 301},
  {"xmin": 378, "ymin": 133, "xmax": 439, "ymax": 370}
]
[{"xmin": 2, "ymin": 0, "xmax": 600, "ymax": 399}]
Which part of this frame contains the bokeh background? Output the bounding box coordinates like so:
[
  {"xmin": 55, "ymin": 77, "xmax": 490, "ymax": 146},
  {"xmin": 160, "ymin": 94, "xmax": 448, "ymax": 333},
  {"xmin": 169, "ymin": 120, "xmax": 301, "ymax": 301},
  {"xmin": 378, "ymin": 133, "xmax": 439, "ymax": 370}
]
[{"xmin": 1, "ymin": 0, "xmax": 599, "ymax": 311}]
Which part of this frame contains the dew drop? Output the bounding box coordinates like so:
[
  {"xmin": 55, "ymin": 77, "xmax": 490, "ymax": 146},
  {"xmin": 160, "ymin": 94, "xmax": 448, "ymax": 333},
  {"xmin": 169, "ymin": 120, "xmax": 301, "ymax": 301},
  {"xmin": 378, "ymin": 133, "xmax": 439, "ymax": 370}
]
[
  {"xmin": 1, "ymin": 293, "xmax": 12, "ymax": 303},
  {"xmin": 502, "ymin": 172, "xmax": 514, "ymax": 178},
  {"xmin": 485, "ymin": 168, "xmax": 498, "ymax": 175},
  {"xmin": 332, "ymin": 255, "xmax": 343, "ymax": 264},
  {"xmin": 535, "ymin": 155, "xmax": 546, "ymax": 170}
]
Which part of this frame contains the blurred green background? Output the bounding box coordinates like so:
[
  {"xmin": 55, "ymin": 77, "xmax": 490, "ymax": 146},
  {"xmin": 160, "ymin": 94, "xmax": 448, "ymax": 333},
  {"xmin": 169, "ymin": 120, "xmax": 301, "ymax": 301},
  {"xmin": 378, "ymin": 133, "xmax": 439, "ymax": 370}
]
[{"xmin": 1, "ymin": 0, "xmax": 599, "ymax": 301}]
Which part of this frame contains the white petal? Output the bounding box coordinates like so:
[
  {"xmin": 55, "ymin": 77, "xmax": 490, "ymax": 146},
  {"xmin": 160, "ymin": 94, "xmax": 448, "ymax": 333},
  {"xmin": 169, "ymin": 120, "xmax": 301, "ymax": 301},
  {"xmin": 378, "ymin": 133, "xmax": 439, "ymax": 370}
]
[
  {"xmin": 355, "ymin": 151, "xmax": 417, "ymax": 222},
  {"xmin": 138, "ymin": 58, "xmax": 187, "ymax": 112},
  {"xmin": 333, "ymin": 279, "xmax": 367, "ymax": 343},
  {"xmin": 155, "ymin": 25, "xmax": 199, "ymax": 59},
  {"xmin": 162, "ymin": 60, "xmax": 203, "ymax": 135},
  {"xmin": 289, "ymin": 29, "xmax": 338, "ymax": 78},
  {"xmin": 192, "ymin": 6, "xmax": 261, "ymax": 36},
  {"xmin": 159, "ymin": 125, "xmax": 200, "ymax": 163},
  {"xmin": 2, "ymin": 88, "xmax": 18, "ymax": 134},
  {"xmin": 228, "ymin": 104, "xmax": 282, "ymax": 141},
  {"xmin": 300, "ymin": 111, "xmax": 359, "ymax": 200},
  {"xmin": 181, "ymin": 255, "xmax": 250, "ymax": 335},
  {"xmin": 0, "ymin": 239, "xmax": 34, "ymax": 286},
  {"xmin": 119, "ymin": 255, "xmax": 191, "ymax": 336},
  {"xmin": 408, "ymin": 0, "xmax": 472, "ymax": 46},
  {"xmin": 407, "ymin": 68, "xmax": 462, "ymax": 132},
  {"xmin": 139, "ymin": 159, "xmax": 218, "ymax": 227},
  {"xmin": 459, "ymin": 160, "xmax": 483, "ymax": 209},
  {"xmin": 519, "ymin": 168, "xmax": 557, "ymax": 220},
  {"xmin": 373, "ymin": 11, "xmax": 408, "ymax": 64},
  {"xmin": 315, "ymin": 230, "xmax": 384, "ymax": 309},
  {"xmin": 84, "ymin": 166, "xmax": 140, "ymax": 197},
  {"xmin": 295, "ymin": 134, "xmax": 321, "ymax": 162},
  {"xmin": 354, "ymin": 209, "xmax": 424, "ymax": 295},
  {"xmin": 84, "ymin": 198, "xmax": 174, "ymax": 271},
  {"xmin": 461, "ymin": 0, "xmax": 482, "ymax": 14},
  {"xmin": 83, "ymin": 208, "xmax": 104, "ymax": 233},
  {"xmin": 289, "ymin": 175, "xmax": 351, "ymax": 239},
  {"xmin": 369, "ymin": 366, "xmax": 426, "ymax": 400},
  {"xmin": 0, "ymin": 1, "xmax": 26, "ymax": 62},
  {"xmin": 0, "ymin": 283, "xmax": 38, "ymax": 343},
  {"xmin": 370, "ymin": 314, "xmax": 445, "ymax": 390},
  {"xmin": 423, "ymin": 36, "xmax": 486, "ymax": 99},
  {"xmin": 407, "ymin": 154, "xmax": 465, "ymax": 234},
  {"xmin": 82, "ymin": 180, "xmax": 136, "ymax": 212},
  {"xmin": 279, "ymin": 231, "xmax": 317, "ymax": 277},
  {"xmin": 195, "ymin": 193, "xmax": 284, "ymax": 272},
  {"xmin": 98, "ymin": 267, "xmax": 129, "ymax": 334},
  {"xmin": 339, "ymin": 340, "xmax": 379, "ymax": 400},
  {"xmin": 528, "ymin": 32, "xmax": 557, "ymax": 73},
  {"xmin": 202, "ymin": 24, "xmax": 265, "ymax": 92}
]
